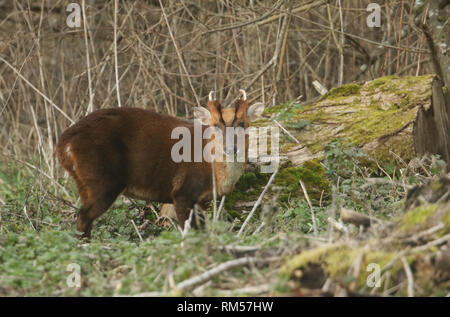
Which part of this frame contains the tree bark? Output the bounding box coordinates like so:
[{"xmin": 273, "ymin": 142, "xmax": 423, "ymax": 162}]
[
  {"xmin": 271, "ymin": 75, "xmax": 450, "ymax": 167},
  {"xmin": 414, "ymin": 0, "xmax": 450, "ymax": 168},
  {"xmin": 414, "ymin": 77, "xmax": 450, "ymax": 164}
]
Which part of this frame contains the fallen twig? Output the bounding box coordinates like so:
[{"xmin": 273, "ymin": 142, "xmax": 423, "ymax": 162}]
[
  {"xmin": 340, "ymin": 207, "xmax": 373, "ymax": 228},
  {"xmin": 215, "ymin": 284, "xmax": 271, "ymax": 296},
  {"xmin": 362, "ymin": 178, "xmax": 414, "ymax": 190},
  {"xmin": 131, "ymin": 219, "xmax": 143, "ymax": 242},
  {"xmin": 130, "ymin": 291, "xmax": 163, "ymax": 297},
  {"xmin": 23, "ymin": 205, "xmax": 36, "ymax": 231},
  {"xmin": 217, "ymin": 245, "xmax": 261, "ymax": 256},
  {"xmin": 253, "ymin": 222, "xmax": 265, "ymax": 235},
  {"xmin": 411, "ymin": 234, "xmax": 450, "ymax": 253},
  {"xmin": 214, "ymin": 195, "xmax": 225, "ymax": 222},
  {"xmin": 300, "ymin": 180, "xmax": 317, "ymax": 235},
  {"xmin": 401, "ymin": 256, "xmax": 414, "ymax": 297},
  {"xmin": 180, "ymin": 209, "xmax": 194, "ymax": 239},
  {"xmin": 273, "ymin": 119, "xmax": 300, "ymax": 144},
  {"xmin": 327, "ymin": 217, "xmax": 348, "ymax": 233},
  {"xmin": 238, "ymin": 168, "xmax": 279, "ymax": 237},
  {"xmin": 174, "ymin": 257, "xmax": 276, "ymax": 292},
  {"xmin": 403, "ymin": 222, "xmax": 445, "ymax": 243}
]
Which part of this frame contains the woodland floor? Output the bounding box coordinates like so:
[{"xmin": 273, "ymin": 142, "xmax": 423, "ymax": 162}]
[{"xmin": 0, "ymin": 139, "xmax": 448, "ymax": 296}]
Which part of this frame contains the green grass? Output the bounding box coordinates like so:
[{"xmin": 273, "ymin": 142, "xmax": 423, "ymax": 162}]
[
  {"xmin": 0, "ymin": 209, "xmax": 312, "ymax": 296},
  {"xmin": 0, "ymin": 163, "xmax": 314, "ymax": 296},
  {"xmin": 0, "ymin": 147, "xmax": 446, "ymax": 296}
]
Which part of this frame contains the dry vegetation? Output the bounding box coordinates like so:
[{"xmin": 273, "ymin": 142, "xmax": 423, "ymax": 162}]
[{"xmin": 0, "ymin": 0, "xmax": 437, "ymax": 165}]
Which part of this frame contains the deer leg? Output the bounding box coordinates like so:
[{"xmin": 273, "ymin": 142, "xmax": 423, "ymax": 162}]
[
  {"xmin": 173, "ymin": 196, "xmax": 197, "ymax": 229},
  {"xmin": 173, "ymin": 197, "xmax": 192, "ymax": 229},
  {"xmin": 76, "ymin": 185, "xmax": 123, "ymax": 239}
]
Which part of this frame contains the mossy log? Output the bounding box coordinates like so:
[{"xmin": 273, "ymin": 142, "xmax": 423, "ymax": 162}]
[
  {"xmin": 281, "ymin": 176, "xmax": 450, "ymax": 296},
  {"xmin": 262, "ymin": 75, "xmax": 450, "ymax": 167},
  {"xmin": 397, "ymin": 176, "xmax": 450, "ymax": 237}
]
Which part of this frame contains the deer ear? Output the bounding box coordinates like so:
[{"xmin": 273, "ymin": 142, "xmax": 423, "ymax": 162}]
[
  {"xmin": 247, "ymin": 102, "xmax": 265, "ymax": 121},
  {"xmin": 193, "ymin": 107, "xmax": 211, "ymax": 125}
]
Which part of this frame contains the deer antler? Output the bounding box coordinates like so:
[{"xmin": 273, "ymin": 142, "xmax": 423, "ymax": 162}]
[{"xmin": 239, "ymin": 89, "xmax": 246, "ymax": 101}]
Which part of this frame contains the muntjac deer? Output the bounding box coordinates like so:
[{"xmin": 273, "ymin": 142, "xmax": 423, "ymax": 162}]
[{"xmin": 57, "ymin": 90, "xmax": 264, "ymax": 238}]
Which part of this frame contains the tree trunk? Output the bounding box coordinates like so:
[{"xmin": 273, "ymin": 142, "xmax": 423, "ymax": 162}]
[
  {"xmin": 414, "ymin": 0, "xmax": 450, "ymax": 168},
  {"xmin": 414, "ymin": 77, "xmax": 450, "ymax": 164}
]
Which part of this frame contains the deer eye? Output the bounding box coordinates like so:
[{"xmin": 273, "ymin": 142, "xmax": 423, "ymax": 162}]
[{"xmin": 238, "ymin": 122, "xmax": 245, "ymax": 128}]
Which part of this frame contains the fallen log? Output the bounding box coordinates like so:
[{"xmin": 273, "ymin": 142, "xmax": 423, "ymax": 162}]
[{"xmin": 264, "ymin": 75, "xmax": 450, "ymax": 167}]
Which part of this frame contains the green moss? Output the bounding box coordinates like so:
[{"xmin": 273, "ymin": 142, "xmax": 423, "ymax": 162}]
[
  {"xmin": 361, "ymin": 126, "xmax": 416, "ymax": 163},
  {"xmin": 348, "ymin": 108, "xmax": 412, "ymax": 143},
  {"xmin": 280, "ymin": 245, "xmax": 334, "ymax": 276},
  {"xmin": 280, "ymin": 143, "xmax": 298, "ymax": 153},
  {"xmin": 444, "ymin": 211, "xmax": 450, "ymax": 231},
  {"xmin": 397, "ymin": 203, "xmax": 450, "ymax": 236},
  {"xmin": 321, "ymin": 83, "xmax": 361, "ymax": 100},
  {"xmin": 250, "ymin": 118, "xmax": 270, "ymax": 127},
  {"xmin": 264, "ymin": 104, "xmax": 286, "ymax": 114},
  {"xmin": 225, "ymin": 161, "xmax": 330, "ymax": 214},
  {"xmin": 224, "ymin": 171, "xmax": 270, "ymax": 213},
  {"xmin": 274, "ymin": 160, "xmax": 330, "ymax": 203},
  {"xmin": 430, "ymin": 179, "xmax": 443, "ymax": 191},
  {"xmin": 234, "ymin": 172, "xmax": 269, "ymax": 193},
  {"xmin": 366, "ymin": 75, "xmax": 400, "ymax": 92},
  {"xmin": 367, "ymin": 74, "xmax": 434, "ymax": 95},
  {"xmin": 296, "ymin": 108, "xmax": 327, "ymax": 122},
  {"xmin": 399, "ymin": 204, "xmax": 439, "ymax": 231},
  {"xmin": 281, "ymin": 245, "xmax": 402, "ymax": 290}
]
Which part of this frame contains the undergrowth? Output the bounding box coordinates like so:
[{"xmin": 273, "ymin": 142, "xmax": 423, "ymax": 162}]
[{"xmin": 0, "ymin": 143, "xmax": 446, "ymax": 296}]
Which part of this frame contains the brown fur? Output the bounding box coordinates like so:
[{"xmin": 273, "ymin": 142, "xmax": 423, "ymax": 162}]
[{"xmin": 57, "ymin": 102, "xmax": 251, "ymax": 239}]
